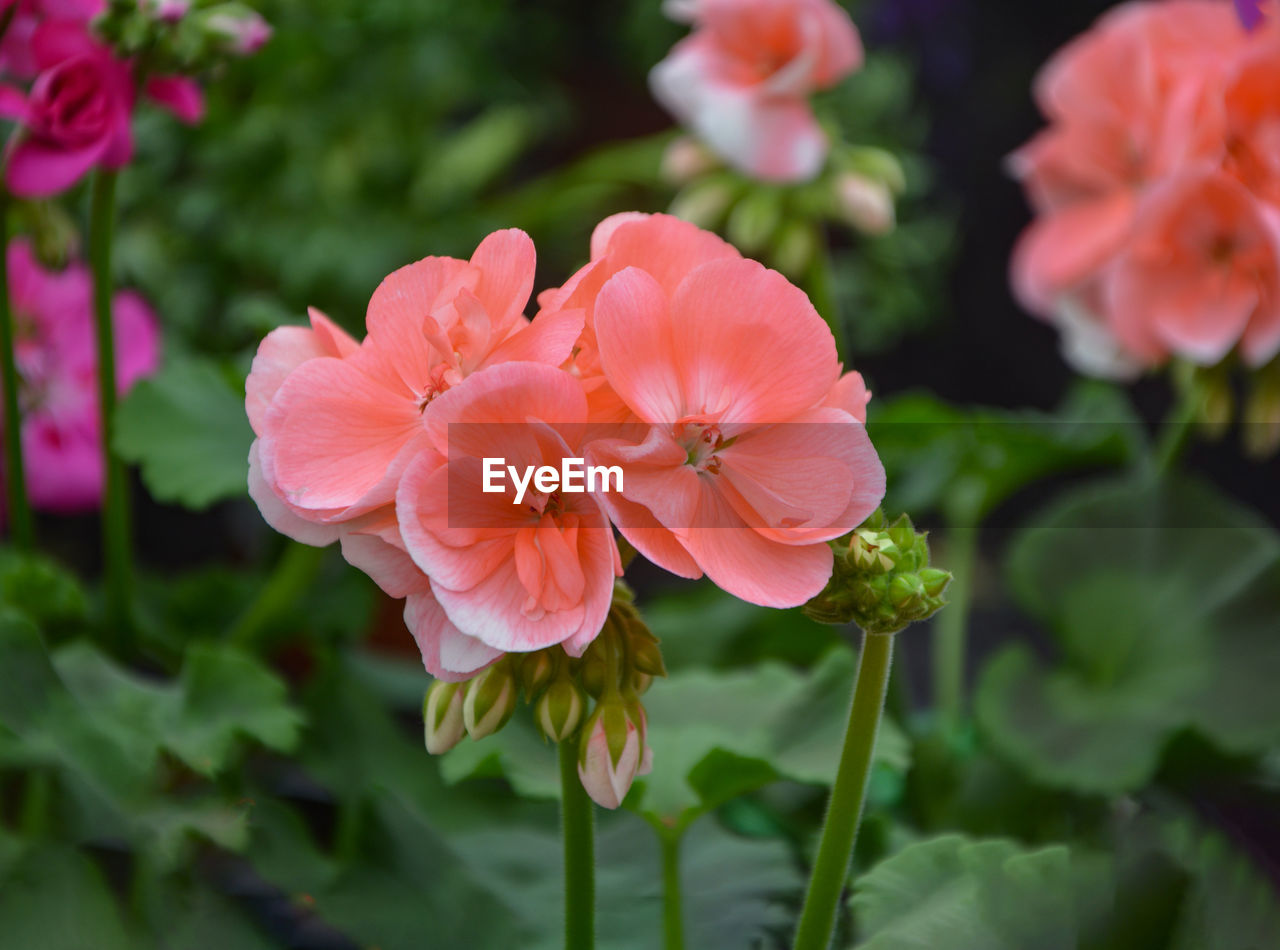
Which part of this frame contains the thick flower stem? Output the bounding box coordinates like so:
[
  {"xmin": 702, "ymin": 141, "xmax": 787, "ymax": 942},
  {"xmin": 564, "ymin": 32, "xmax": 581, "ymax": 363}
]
[
  {"xmin": 793, "ymin": 632, "xmax": 894, "ymax": 950},
  {"xmin": 932, "ymin": 517, "xmax": 976, "ymax": 728},
  {"xmin": 0, "ymin": 195, "xmax": 34, "ymax": 550},
  {"xmin": 560, "ymin": 738, "xmax": 595, "ymax": 950},
  {"xmin": 89, "ymin": 171, "xmax": 133, "ymax": 647},
  {"xmin": 660, "ymin": 828, "xmax": 686, "ymax": 950},
  {"xmin": 228, "ymin": 542, "xmax": 325, "ymax": 648}
]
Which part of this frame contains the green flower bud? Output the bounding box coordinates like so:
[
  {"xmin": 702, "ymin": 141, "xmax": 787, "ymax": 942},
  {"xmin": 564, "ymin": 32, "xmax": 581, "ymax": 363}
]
[
  {"xmin": 773, "ymin": 221, "xmax": 817, "ymax": 278},
  {"xmin": 727, "ymin": 188, "xmax": 784, "ymax": 253},
  {"xmin": 670, "ymin": 177, "xmax": 738, "ymax": 229},
  {"xmin": 840, "ymin": 145, "xmax": 907, "ymax": 195},
  {"xmin": 462, "ymin": 662, "xmax": 516, "ymax": 740},
  {"xmin": 628, "ymin": 634, "xmax": 667, "ymax": 678},
  {"xmin": 919, "ymin": 568, "xmax": 952, "ymax": 599},
  {"xmin": 579, "ymin": 651, "xmax": 609, "ymax": 698},
  {"xmin": 833, "ymin": 172, "xmax": 896, "ymax": 236},
  {"xmin": 535, "ymin": 676, "xmax": 586, "ymax": 743},
  {"xmin": 889, "ymin": 573, "xmax": 926, "ymax": 612},
  {"xmin": 519, "ymin": 650, "xmax": 556, "ymax": 700},
  {"xmin": 1243, "ymin": 368, "xmax": 1280, "ymax": 458},
  {"xmin": 423, "ymin": 681, "xmax": 466, "ymax": 755},
  {"xmin": 1197, "ymin": 374, "xmax": 1234, "ymax": 440}
]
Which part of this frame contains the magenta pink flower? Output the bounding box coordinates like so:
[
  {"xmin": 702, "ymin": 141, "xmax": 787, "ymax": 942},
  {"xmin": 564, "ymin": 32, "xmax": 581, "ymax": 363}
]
[
  {"xmin": 2, "ymin": 239, "xmax": 159, "ymax": 512},
  {"xmin": 650, "ymin": 0, "xmax": 863, "ymax": 182},
  {"xmin": 586, "ymin": 256, "xmax": 884, "ymax": 607},
  {"xmin": 0, "ymin": 0, "xmax": 103, "ymax": 79},
  {"xmin": 0, "ymin": 21, "xmax": 204, "ymax": 197}
]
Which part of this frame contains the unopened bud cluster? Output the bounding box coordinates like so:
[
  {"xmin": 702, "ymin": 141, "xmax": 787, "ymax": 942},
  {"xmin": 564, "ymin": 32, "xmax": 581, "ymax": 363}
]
[
  {"xmin": 422, "ymin": 584, "xmax": 664, "ymax": 809},
  {"xmin": 1171, "ymin": 359, "xmax": 1280, "ymax": 458},
  {"xmin": 96, "ymin": 0, "xmax": 270, "ymax": 75},
  {"xmin": 664, "ymin": 137, "xmax": 906, "ymax": 278},
  {"xmin": 804, "ymin": 510, "xmax": 950, "ymax": 634}
]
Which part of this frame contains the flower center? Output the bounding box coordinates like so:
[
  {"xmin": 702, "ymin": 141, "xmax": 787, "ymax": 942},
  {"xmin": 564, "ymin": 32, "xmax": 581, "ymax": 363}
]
[{"xmin": 678, "ymin": 421, "xmax": 726, "ymax": 475}]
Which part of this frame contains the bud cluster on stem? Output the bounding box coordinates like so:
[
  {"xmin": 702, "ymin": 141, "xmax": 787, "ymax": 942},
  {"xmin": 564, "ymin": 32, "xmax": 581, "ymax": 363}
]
[
  {"xmin": 803, "ymin": 509, "xmax": 951, "ymax": 634},
  {"xmin": 422, "ymin": 583, "xmax": 664, "ymax": 810}
]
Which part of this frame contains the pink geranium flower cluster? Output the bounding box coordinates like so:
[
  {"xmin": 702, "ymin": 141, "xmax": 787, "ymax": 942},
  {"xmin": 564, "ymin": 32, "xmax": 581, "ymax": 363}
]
[
  {"xmin": 650, "ymin": 0, "xmax": 864, "ymax": 183},
  {"xmin": 248, "ymin": 213, "xmax": 884, "ymax": 684},
  {"xmin": 1011, "ymin": 0, "xmax": 1280, "ymax": 378},
  {"xmin": 2, "ymin": 239, "xmax": 159, "ymax": 511}
]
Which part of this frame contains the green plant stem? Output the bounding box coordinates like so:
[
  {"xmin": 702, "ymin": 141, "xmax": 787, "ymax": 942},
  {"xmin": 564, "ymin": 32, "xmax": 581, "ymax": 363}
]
[
  {"xmin": 1152, "ymin": 378, "xmax": 1203, "ymax": 477},
  {"xmin": 228, "ymin": 542, "xmax": 325, "ymax": 648},
  {"xmin": 660, "ymin": 829, "xmax": 686, "ymax": 950},
  {"xmin": 0, "ymin": 193, "xmax": 34, "ymax": 550},
  {"xmin": 793, "ymin": 632, "xmax": 894, "ymax": 950},
  {"xmin": 933, "ymin": 517, "xmax": 977, "ymax": 729},
  {"xmin": 559, "ymin": 738, "xmax": 595, "ymax": 950},
  {"xmin": 89, "ymin": 171, "xmax": 133, "ymax": 647}
]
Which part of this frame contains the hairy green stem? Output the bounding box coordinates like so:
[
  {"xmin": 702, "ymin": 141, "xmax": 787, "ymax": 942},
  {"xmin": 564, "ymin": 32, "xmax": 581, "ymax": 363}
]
[
  {"xmin": 660, "ymin": 829, "xmax": 686, "ymax": 950},
  {"xmin": 89, "ymin": 171, "xmax": 133, "ymax": 647},
  {"xmin": 793, "ymin": 633, "xmax": 894, "ymax": 950},
  {"xmin": 559, "ymin": 738, "xmax": 595, "ymax": 950},
  {"xmin": 228, "ymin": 542, "xmax": 325, "ymax": 648},
  {"xmin": 0, "ymin": 194, "xmax": 34, "ymax": 550},
  {"xmin": 932, "ymin": 517, "xmax": 977, "ymax": 728}
]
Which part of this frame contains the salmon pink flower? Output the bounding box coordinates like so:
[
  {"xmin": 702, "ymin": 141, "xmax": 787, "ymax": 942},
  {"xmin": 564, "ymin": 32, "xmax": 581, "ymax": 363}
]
[
  {"xmin": 536, "ymin": 212, "xmax": 739, "ymax": 423},
  {"xmin": 394, "ymin": 362, "xmax": 620, "ymax": 673},
  {"xmin": 1106, "ymin": 168, "xmax": 1280, "ymax": 368},
  {"xmin": 1008, "ymin": 0, "xmax": 1271, "ymax": 375},
  {"xmin": 253, "ymin": 229, "xmax": 582, "ymax": 532},
  {"xmin": 585, "ymin": 256, "xmax": 884, "ymax": 607},
  {"xmin": 2, "ymin": 239, "xmax": 159, "ymax": 512},
  {"xmin": 650, "ymin": 0, "xmax": 863, "ymax": 182}
]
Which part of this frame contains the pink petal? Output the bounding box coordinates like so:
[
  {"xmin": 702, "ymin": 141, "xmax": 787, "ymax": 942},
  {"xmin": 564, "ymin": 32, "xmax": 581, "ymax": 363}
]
[
  {"xmin": 246, "ymin": 326, "xmax": 331, "ymax": 436},
  {"xmin": 246, "ymin": 441, "xmax": 343, "ymax": 546},
  {"xmin": 468, "ymin": 228, "xmax": 536, "ymax": 334},
  {"xmin": 405, "ymin": 591, "xmax": 502, "ymax": 682},
  {"xmin": 266, "ymin": 356, "xmax": 425, "ymax": 511},
  {"xmin": 340, "ymin": 531, "xmax": 429, "ymax": 598},
  {"xmin": 0, "ymin": 84, "xmax": 30, "ymax": 122},
  {"xmin": 145, "ymin": 75, "xmax": 204, "ymax": 123},
  {"xmin": 477, "ymin": 307, "xmax": 584, "ymax": 369},
  {"xmin": 6, "ymin": 137, "xmax": 105, "ymax": 198},
  {"xmin": 682, "ymin": 480, "xmax": 835, "ymax": 608},
  {"xmin": 593, "ymin": 267, "xmax": 686, "ymax": 423},
  {"xmin": 671, "ymin": 258, "xmax": 838, "ymax": 424}
]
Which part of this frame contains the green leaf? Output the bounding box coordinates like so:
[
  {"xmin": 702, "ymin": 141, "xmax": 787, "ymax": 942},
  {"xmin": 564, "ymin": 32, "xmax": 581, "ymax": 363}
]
[
  {"xmin": 0, "ymin": 549, "xmax": 87, "ymax": 632},
  {"xmin": 0, "ymin": 847, "xmax": 135, "ymax": 950},
  {"xmin": 165, "ymin": 642, "xmax": 302, "ymax": 775},
  {"xmin": 114, "ymin": 357, "xmax": 254, "ymax": 510},
  {"xmin": 849, "ymin": 835, "xmax": 1105, "ymax": 950},
  {"xmin": 976, "ymin": 477, "xmax": 1280, "ymax": 794},
  {"xmin": 869, "ymin": 382, "xmax": 1140, "ymax": 520}
]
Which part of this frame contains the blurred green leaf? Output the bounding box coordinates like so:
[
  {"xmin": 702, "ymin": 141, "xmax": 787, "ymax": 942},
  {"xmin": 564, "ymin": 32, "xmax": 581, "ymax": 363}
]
[
  {"xmin": 0, "ymin": 549, "xmax": 87, "ymax": 633},
  {"xmin": 114, "ymin": 357, "xmax": 254, "ymax": 510},
  {"xmin": 849, "ymin": 835, "xmax": 1101, "ymax": 950},
  {"xmin": 0, "ymin": 847, "xmax": 135, "ymax": 950},
  {"xmin": 870, "ymin": 382, "xmax": 1141, "ymax": 521},
  {"xmin": 976, "ymin": 477, "xmax": 1280, "ymax": 794}
]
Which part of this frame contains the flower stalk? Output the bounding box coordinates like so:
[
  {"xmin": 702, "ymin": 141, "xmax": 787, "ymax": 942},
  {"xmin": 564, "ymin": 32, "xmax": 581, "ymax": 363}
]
[
  {"xmin": 0, "ymin": 193, "xmax": 34, "ymax": 550},
  {"xmin": 792, "ymin": 631, "xmax": 894, "ymax": 950},
  {"xmin": 660, "ymin": 827, "xmax": 686, "ymax": 950},
  {"xmin": 89, "ymin": 170, "xmax": 134, "ymax": 645},
  {"xmin": 559, "ymin": 737, "xmax": 596, "ymax": 950}
]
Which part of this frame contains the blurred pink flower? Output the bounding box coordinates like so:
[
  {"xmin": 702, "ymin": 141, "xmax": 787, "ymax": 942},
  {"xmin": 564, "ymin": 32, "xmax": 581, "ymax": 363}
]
[
  {"xmin": 204, "ymin": 7, "xmax": 272, "ymax": 56},
  {"xmin": 1107, "ymin": 168, "xmax": 1280, "ymax": 368},
  {"xmin": 2, "ymin": 239, "xmax": 159, "ymax": 512},
  {"xmin": 0, "ymin": 21, "xmax": 204, "ymax": 196},
  {"xmin": 650, "ymin": 0, "xmax": 863, "ymax": 182},
  {"xmin": 1009, "ymin": 0, "xmax": 1280, "ymax": 376},
  {"xmin": 586, "ymin": 256, "xmax": 884, "ymax": 607},
  {"xmin": 0, "ymin": 0, "xmax": 103, "ymax": 79}
]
